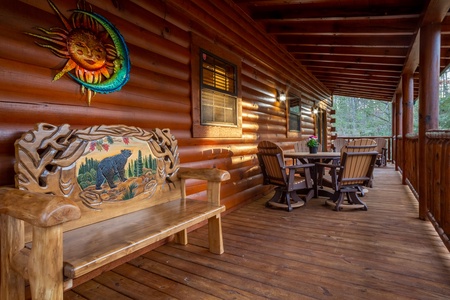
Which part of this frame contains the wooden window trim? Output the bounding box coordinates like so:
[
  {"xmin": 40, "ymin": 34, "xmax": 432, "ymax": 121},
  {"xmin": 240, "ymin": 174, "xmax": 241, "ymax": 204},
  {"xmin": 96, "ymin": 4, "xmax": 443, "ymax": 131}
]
[
  {"xmin": 191, "ymin": 33, "xmax": 242, "ymax": 138},
  {"xmin": 287, "ymin": 93, "xmax": 302, "ymax": 138}
]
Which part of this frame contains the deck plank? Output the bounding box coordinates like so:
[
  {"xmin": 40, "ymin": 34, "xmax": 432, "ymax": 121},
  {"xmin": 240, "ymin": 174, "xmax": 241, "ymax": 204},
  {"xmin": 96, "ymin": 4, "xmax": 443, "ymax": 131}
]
[
  {"xmin": 70, "ymin": 280, "xmax": 133, "ymax": 299},
  {"xmin": 65, "ymin": 165, "xmax": 450, "ymax": 300},
  {"xmin": 92, "ymin": 269, "xmax": 176, "ymax": 300}
]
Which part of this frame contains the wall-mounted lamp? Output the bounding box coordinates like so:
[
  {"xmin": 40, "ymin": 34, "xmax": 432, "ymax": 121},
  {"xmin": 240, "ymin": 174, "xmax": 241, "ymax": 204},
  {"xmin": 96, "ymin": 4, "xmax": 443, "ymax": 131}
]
[
  {"xmin": 312, "ymin": 108, "xmax": 319, "ymax": 114},
  {"xmin": 278, "ymin": 91, "xmax": 286, "ymax": 102}
]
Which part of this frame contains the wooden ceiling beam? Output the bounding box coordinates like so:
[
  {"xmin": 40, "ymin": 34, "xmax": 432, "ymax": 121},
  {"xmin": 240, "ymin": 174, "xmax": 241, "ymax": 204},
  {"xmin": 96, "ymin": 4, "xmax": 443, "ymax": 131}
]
[
  {"xmin": 318, "ymin": 77, "xmax": 399, "ymax": 87},
  {"xmin": 314, "ymin": 70, "xmax": 399, "ymax": 79},
  {"xmin": 316, "ymin": 80, "xmax": 398, "ymax": 90},
  {"xmin": 332, "ymin": 85, "xmax": 394, "ymax": 94},
  {"xmin": 322, "ymin": 81, "xmax": 396, "ymax": 92},
  {"xmin": 266, "ymin": 18, "xmax": 419, "ymax": 35},
  {"xmin": 249, "ymin": 3, "xmax": 424, "ymax": 21},
  {"xmin": 440, "ymin": 34, "xmax": 450, "ymax": 46},
  {"xmin": 332, "ymin": 91, "xmax": 392, "ymax": 101},
  {"xmin": 302, "ymin": 61, "xmax": 402, "ymax": 73},
  {"xmin": 295, "ymin": 54, "xmax": 404, "ymax": 67},
  {"xmin": 332, "ymin": 86, "xmax": 393, "ymax": 95},
  {"xmin": 277, "ymin": 35, "xmax": 411, "ymax": 47},
  {"xmin": 307, "ymin": 68, "xmax": 401, "ymax": 79},
  {"xmin": 287, "ymin": 46, "xmax": 407, "ymax": 58}
]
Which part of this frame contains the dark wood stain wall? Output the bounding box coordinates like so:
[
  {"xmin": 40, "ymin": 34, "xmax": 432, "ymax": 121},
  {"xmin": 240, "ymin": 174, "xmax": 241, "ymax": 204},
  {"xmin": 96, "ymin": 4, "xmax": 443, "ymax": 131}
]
[{"xmin": 0, "ymin": 0, "xmax": 331, "ymax": 209}]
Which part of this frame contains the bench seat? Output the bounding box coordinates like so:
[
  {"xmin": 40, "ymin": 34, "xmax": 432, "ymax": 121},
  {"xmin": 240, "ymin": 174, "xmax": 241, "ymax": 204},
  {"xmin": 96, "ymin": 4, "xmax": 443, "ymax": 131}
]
[{"xmin": 61, "ymin": 198, "xmax": 225, "ymax": 279}]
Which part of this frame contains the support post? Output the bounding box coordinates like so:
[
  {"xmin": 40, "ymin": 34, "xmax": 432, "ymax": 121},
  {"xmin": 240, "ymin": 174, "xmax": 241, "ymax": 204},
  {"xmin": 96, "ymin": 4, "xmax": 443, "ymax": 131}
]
[
  {"xmin": 395, "ymin": 93, "xmax": 403, "ymax": 171},
  {"xmin": 392, "ymin": 99, "xmax": 397, "ymax": 170},
  {"xmin": 419, "ymin": 22, "xmax": 440, "ymax": 220},
  {"xmin": 402, "ymin": 73, "xmax": 414, "ymax": 185}
]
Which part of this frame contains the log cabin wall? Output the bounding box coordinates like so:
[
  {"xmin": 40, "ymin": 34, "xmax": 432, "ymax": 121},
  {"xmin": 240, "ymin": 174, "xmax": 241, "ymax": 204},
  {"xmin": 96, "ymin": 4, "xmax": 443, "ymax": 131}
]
[{"xmin": 0, "ymin": 0, "xmax": 331, "ymax": 210}]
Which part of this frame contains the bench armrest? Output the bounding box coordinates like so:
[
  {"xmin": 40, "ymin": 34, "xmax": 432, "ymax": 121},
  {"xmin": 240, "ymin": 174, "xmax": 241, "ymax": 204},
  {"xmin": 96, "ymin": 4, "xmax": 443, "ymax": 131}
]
[
  {"xmin": 0, "ymin": 187, "xmax": 81, "ymax": 227},
  {"xmin": 177, "ymin": 167, "xmax": 230, "ymax": 205},
  {"xmin": 177, "ymin": 167, "xmax": 230, "ymax": 182}
]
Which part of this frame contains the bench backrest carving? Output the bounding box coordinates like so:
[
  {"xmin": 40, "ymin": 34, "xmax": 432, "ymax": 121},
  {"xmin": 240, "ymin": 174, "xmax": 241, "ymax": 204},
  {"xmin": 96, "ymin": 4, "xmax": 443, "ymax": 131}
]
[{"xmin": 15, "ymin": 123, "xmax": 182, "ymax": 235}]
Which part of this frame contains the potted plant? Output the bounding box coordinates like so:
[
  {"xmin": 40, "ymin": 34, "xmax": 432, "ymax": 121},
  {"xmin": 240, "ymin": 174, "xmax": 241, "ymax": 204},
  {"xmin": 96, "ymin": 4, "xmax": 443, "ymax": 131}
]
[{"xmin": 306, "ymin": 135, "xmax": 319, "ymax": 153}]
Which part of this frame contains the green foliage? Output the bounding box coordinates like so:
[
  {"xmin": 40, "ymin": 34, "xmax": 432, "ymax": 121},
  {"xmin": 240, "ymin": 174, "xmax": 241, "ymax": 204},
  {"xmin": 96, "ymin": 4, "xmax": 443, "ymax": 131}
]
[
  {"xmin": 440, "ymin": 94, "xmax": 450, "ymax": 129},
  {"xmin": 137, "ymin": 150, "xmax": 143, "ymax": 176},
  {"xmin": 333, "ymin": 96, "xmax": 392, "ymax": 136},
  {"xmin": 306, "ymin": 136, "xmax": 319, "ymax": 147},
  {"xmin": 439, "ymin": 69, "xmax": 450, "ymax": 129},
  {"xmin": 77, "ymin": 157, "xmax": 100, "ymax": 189},
  {"xmin": 412, "ymin": 68, "xmax": 450, "ymax": 131},
  {"xmin": 123, "ymin": 182, "xmax": 138, "ymax": 200}
]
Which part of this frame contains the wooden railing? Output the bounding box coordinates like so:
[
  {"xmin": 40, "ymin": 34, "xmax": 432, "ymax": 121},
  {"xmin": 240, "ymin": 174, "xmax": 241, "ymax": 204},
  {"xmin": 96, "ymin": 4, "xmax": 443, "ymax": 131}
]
[
  {"xmin": 333, "ymin": 135, "xmax": 393, "ymax": 161},
  {"xmin": 401, "ymin": 131, "xmax": 450, "ymax": 250},
  {"xmin": 400, "ymin": 134, "xmax": 419, "ymax": 194}
]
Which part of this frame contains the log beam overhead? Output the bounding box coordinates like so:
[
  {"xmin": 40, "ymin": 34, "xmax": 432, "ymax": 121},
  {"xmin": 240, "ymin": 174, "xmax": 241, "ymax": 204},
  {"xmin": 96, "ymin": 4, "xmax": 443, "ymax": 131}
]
[{"xmin": 233, "ymin": 0, "xmax": 450, "ymax": 102}]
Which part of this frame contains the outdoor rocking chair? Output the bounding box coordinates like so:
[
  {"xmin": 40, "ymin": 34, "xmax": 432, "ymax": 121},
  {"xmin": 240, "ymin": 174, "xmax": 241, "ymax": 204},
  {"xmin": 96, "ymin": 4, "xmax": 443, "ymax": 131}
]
[
  {"xmin": 374, "ymin": 137, "xmax": 387, "ymax": 167},
  {"xmin": 318, "ymin": 138, "xmax": 377, "ymax": 192},
  {"xmin": 322, "ymin": 151, "xmax": 378, "ymax": 211},
  {"xmin": 332, "ymin": 138, "xmax": 347, "ymax": 153},
  {"xmin": 257, "ymin": 141, "xmax": 315, "ymax": 211}
]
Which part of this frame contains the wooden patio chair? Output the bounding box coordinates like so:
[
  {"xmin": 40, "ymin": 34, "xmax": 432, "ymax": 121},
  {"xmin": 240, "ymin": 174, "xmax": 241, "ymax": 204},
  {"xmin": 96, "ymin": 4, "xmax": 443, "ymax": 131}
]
[
  {"xmin": 319, "ymin": 138, "xmax": 347, "ymax": 181},
  {"xmin": 324, "ymin": 151, "xmax": 378, "ymax": 211},
  {"xmin": 257, "ymin": 141, "xmax": 315, "ymax": 211},
  {"xmin": 332, "ymin": 138, "xmax": 347, "ymax": 153},
  {"xmin": 344, "ymin": 139, "xmax": 377, "ymax": 188},
  {"xmin": 345, "ymin": 138, "xmax": 377, "ymax": 152},
  {"xmin": 374, "ymin": 137, "xmax": 387, "ymax": 167},
  {"xmin": 320, "ymin": 138, "xmax": 377, "ymax": 192},
  {"xmin": 294, "ymin": 140, "xmax": 308, "ymax": 152}
]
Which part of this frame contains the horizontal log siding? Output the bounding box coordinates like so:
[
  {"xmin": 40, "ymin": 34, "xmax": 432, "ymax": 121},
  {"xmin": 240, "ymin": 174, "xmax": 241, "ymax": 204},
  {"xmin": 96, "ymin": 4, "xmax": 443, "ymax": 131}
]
[{"xmin": 0, "ymin": 0, "xmax": 330, "ymax": 212}]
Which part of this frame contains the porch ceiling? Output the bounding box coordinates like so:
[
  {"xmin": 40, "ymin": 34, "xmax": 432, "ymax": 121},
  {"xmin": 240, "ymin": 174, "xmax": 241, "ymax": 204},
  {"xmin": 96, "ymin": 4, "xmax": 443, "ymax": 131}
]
[{"xmin": 232, "ymin": 0, "xmax": 450, "ymax": 102}]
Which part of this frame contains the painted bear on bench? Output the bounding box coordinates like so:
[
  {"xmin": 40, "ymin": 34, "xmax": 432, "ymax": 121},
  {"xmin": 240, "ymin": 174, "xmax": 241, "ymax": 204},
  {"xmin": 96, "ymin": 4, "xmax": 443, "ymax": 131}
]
[{"xmin": 96, "ymin": 149, "xmax": 132, "ymax": 190}]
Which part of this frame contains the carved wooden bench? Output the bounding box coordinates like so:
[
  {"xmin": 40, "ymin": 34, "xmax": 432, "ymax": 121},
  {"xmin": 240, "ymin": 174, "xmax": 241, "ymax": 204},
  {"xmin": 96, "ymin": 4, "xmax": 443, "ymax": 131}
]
[{"xmin": 0, "ymin": 123, "xmax": 230, "ymax": 300}]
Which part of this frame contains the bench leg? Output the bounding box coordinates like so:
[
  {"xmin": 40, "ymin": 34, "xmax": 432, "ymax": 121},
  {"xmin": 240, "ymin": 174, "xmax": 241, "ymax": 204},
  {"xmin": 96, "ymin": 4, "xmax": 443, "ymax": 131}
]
[
  {"xmin": 29, "ymin": 225, "xmax": 64, "ymax": 300},
  {"xmin": 175, "ymin": 229, "xmax": 188, "ymax": 245},
  {"xmin": 1, "ymin": 215, "xmax": 25, "ymax": 300},
  {"xmin": 208, "ymin": 214, "xmax": 224, "ymax": 254}
]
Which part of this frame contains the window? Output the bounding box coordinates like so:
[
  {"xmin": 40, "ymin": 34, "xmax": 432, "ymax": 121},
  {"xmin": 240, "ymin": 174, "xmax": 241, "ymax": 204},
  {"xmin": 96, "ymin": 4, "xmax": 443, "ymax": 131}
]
[
  {"xmin": 191, "ymin": 34, "xmax": 242, "ymax": 138},
  {"xmin": 288, "ymin": 96, "xmax": 301, "ymax": 132},
  {"xmin": 200, "ymin": 51, "xmax": 237, "ymax": 126}
]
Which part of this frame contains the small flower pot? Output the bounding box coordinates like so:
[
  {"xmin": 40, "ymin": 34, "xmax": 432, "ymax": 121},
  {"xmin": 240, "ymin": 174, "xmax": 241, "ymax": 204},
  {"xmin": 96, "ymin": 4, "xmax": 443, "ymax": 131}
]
[{"xmin": 309, "ymin": 146, "xmax": 318, "ymax": 154}]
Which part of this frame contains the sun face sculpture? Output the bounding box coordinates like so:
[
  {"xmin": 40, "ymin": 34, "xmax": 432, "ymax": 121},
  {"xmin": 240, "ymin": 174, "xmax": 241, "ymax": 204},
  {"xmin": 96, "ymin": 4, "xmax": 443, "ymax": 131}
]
[{"xmin": 26, "ymin": 0, "xmax": 130, "ymax": 105}]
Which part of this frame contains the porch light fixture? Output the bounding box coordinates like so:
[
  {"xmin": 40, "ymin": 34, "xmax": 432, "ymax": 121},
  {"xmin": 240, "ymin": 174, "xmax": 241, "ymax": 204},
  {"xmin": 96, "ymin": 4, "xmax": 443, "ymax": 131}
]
[{"xmin": 278, "ymin": 91, "xmax": 286, "ymax": 102}]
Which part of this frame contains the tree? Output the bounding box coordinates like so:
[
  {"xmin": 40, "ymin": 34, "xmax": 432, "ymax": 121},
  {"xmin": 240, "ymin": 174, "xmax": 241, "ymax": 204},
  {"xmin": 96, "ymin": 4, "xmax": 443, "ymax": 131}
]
[
  {"xmin": 413, "ymin": 67, "xmax": 450, "ymax": 131},
  {"xmin": 137, "ymin": 150, "xmax": 143, "ymax": 176},
  {"xmin": 333, "ymin": 96, "xmax": 392, "ymax": 136}
]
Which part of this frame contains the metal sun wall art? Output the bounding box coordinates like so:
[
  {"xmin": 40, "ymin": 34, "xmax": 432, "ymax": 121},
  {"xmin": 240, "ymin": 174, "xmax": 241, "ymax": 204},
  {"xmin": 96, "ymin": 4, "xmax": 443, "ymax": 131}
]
[{"xmin": 26, "ymin": 0, "xmax": 130, "ymax": 105}]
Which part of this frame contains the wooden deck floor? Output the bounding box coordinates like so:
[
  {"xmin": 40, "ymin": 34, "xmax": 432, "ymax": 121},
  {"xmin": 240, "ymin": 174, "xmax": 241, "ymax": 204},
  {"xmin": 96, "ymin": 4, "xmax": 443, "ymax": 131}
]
[{"xmin": 65, "ymin": 165, "xmax": 450, "ymax": 299}]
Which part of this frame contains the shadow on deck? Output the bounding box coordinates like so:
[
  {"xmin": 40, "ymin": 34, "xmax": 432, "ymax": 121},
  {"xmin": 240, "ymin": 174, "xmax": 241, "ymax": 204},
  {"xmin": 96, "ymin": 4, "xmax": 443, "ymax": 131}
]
[{"xmin": 65, "ymin": 165, "xmax": 450, "ymax": 299}]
